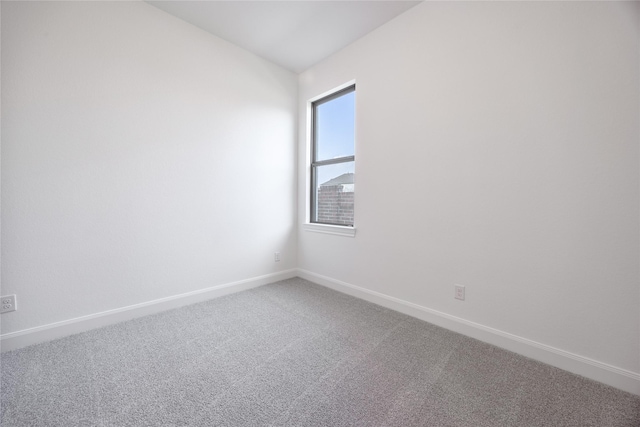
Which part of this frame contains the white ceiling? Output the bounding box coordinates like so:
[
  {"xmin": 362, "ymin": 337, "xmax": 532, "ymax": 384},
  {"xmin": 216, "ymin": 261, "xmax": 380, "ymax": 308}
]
[{"xmin": 146, "ymin": 1, "xmax": 422, "ymax": 73}]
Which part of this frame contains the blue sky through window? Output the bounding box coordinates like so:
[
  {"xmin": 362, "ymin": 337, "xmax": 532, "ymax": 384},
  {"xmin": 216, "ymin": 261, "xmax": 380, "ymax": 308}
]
[
  {"xmin": 316, "ymin": 91, "xmax": 354, "ymax": 161},
  {"xmin": 315, "ymin": 91, "xmax": 355, "ymax": 186}
]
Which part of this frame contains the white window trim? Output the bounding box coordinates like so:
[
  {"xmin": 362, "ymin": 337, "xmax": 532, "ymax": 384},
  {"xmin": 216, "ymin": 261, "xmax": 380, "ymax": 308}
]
[
  {"xmin": 302, "ymin": 222, "xmax": 356, "ymax": 237},
  {"xmin": 304, "ymin": 80, "xmax": 357, "ymax": 235}
]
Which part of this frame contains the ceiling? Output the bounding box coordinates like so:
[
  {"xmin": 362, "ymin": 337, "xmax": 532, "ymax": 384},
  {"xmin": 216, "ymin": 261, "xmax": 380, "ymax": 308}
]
[{"xmin": 146, "ymin": 1, "xmax": 422, "ymax": 73}]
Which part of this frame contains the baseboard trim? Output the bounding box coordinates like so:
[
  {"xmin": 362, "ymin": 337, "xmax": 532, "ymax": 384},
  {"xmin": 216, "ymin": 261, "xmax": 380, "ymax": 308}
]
[
  {"xmin": 296, "ymin": 269, "xmax": 640, "ymax": 396},
  {"xmin": 1, "ymin": 269, "xmax": 297, "ymax": 353}
]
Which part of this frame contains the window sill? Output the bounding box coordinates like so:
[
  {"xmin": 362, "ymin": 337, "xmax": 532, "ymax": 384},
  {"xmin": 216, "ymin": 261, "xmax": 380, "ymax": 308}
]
[{"xmin": 303, "ymin": 223, "xmax": 356, "ymax": 237}]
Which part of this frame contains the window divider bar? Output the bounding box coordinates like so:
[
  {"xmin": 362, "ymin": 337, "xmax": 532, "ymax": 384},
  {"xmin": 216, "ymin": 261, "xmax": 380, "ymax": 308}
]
[{"xmin": 312, "ymin": 156, "xmax": 355, "ymax": 167}]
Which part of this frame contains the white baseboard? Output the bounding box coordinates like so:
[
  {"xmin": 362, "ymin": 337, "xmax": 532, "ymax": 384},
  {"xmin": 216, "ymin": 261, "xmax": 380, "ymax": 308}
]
[
  {"xmin": 296, "ymin": 269, "xmax": 640, "ymax": 396},
  {"xmin": 0, "ymin": 269, "xmax": 297, "ymax": 353}
]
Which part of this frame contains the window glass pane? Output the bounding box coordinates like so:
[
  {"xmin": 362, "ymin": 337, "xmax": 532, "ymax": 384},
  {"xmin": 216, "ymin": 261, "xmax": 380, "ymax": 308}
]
[
  {"xmin": 315, "ymin": 91, "xmax": 355, "ymax": 162},
  {"xmin": 313, "ymin": 162, "xmax": 354, "ymax": 226}
]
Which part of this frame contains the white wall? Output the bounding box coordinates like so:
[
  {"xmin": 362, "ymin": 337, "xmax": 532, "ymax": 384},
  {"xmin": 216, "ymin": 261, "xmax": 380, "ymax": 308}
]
[
  {"xmin": 1, "ymin": 1, "xmax": 297, "ymax": 335},
  {"xmin": 298, "ymin": 1, "xmax": 640, "ymax": 382}
]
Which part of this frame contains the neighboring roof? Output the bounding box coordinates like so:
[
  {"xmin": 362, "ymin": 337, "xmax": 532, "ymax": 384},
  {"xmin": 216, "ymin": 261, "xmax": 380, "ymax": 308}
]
[{"xmin": 320, "ymin": 173, "xmax": 354, "ymax": 187}]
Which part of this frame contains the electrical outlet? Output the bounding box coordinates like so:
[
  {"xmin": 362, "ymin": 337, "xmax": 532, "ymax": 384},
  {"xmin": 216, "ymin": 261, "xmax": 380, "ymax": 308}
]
[
  {"xmin": 454, "ymin": 285, "xmax": 465, "ymax": 301},
  {"xmin": 274, "ymin": 252, "xmax": 281, "ymax": 262},
  {"xmin": 1, "ymin": 295, "xmax": 17, "ymax": 313}
]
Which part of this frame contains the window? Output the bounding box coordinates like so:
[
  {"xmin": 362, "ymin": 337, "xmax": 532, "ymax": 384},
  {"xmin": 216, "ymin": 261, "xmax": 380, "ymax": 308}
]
[{"xmin": 310, "ymin": 85, "xmax": 356, "ymax": 227}]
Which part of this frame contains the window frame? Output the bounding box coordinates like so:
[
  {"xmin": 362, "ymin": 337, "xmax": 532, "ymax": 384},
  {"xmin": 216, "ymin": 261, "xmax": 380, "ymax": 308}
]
[{"xmin": 309, "ymin": 84, "xmax": 356, "ymax": 228}]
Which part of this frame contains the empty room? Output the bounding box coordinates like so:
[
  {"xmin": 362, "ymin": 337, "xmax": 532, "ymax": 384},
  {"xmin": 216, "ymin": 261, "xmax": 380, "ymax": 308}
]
[{"xmin": 1, "ymin": 1, "xmax": 639, "ymax": 425}]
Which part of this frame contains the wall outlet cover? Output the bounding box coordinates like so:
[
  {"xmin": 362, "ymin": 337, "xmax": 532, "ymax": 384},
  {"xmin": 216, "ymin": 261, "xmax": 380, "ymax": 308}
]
[{"xmin": 1, "ymin": 295, "xmax": 17, "ymax": 313}]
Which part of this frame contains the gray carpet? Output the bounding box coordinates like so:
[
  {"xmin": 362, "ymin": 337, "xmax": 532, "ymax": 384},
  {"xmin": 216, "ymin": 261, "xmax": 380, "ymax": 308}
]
[{"xmin": 1, "ymin": 278, "xmax": 639, "ymax": 426}]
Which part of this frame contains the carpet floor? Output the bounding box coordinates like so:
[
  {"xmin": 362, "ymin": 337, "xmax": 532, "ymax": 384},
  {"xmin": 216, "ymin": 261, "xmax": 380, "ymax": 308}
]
[{"xmin": 1, "ymin": 277, "xmax": 639, "ymax": 426}]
